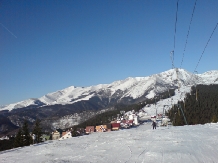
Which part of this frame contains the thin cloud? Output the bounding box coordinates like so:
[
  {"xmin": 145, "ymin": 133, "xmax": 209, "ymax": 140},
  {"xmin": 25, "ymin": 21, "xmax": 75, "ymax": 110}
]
[{"xmin": 0, "ymin": 23, "xmax": 17, "ymax": 38}]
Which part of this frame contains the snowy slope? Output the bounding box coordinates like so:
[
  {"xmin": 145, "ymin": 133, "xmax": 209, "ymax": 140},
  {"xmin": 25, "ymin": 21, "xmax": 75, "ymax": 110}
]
[
  {"xmin": 1, "ymin": 69, "xmax": 218, "ymax": 111},
  {"xmin": 143, "ymin": 85, "xmax": 192, "ymax": 116},
  {"xmin": 1, "ymin": 122, "xmax": 218, "ymax": 163},
  {"xmin": 198, "ymin": 70, "xmax": 218, "ymax": 84}
]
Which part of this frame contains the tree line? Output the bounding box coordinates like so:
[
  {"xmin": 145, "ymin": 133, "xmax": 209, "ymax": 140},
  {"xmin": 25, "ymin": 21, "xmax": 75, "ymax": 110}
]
[
  {"xmin": 0, "ymin": 120, "xmax": 42, "ymax": 151},
  {"xmin": 1, "ymin": 88, "xmax": 175, "ymax": 150},
  {"xmin": 166, "ymin": 84, "xmax": 218, "ymax": 126}
]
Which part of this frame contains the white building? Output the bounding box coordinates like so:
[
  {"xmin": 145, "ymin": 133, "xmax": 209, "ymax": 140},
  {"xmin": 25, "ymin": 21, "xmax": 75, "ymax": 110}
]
[{"xmin": 59, "ymin": 132, "xmax": 72, "ymax": 140}]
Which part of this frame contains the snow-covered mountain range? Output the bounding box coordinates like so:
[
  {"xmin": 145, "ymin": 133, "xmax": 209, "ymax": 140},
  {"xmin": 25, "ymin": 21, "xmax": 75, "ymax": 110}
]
[
  {"xmin": 0, "ymin": 68, "xmax": 218, "ymax": 136},
  {"xmin": 1, "ymin": 68, "xmax": 218, "ymax": 111}
]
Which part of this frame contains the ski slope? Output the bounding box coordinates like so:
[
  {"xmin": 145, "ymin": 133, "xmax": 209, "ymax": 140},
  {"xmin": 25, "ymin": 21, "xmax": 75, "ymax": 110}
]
[
  {"xmin": 1, "ymin": 122, "xmax": 218, "ymax": 163},
  {"xmin": 143, "ymin": 85, "xmax": 192, "ymax": 116}
]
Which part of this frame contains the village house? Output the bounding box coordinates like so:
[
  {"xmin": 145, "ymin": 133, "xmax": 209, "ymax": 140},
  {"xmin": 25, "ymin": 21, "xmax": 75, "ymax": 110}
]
[
  {"xmin": 52, "ymin": 131, "xmax": 60, "ymax": 140},
  {"xmin": 59, "ymin": 131, "xmax": 72, "ymax": 140},
  {"xmin": 111, "ymin": 123, "xmax": 120, "ymax": 131},
  {"xmin": 85, "ymin": 126, "xmax": 95, "ymax": 134},
  {"xmin": 95, "ymin": 125, "xmax": 107, "ymax": 132}
]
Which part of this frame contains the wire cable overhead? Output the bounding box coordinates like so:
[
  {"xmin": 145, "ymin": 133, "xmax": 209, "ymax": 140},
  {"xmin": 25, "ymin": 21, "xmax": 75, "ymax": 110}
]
[
  {"xmin": 180, "ymin": 0, "xmax": 198, "ymax": 68},
  {"xmin": 194, "ymin": 22, "xmax": 218, "ymax": 72},
  {"xmin": 170, "ymin": 0, "xmax": 180, "ymax": 69},
  {"xmin": 173, "ymin": 0, "xmax": 179, "ymax": 52},
  {"xmin": 188, "ymin": 22, "xmax": 218, "ymax": 94}
]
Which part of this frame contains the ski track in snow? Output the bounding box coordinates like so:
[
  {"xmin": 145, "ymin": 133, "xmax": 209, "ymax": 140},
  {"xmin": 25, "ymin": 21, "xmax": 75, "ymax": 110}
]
[{"xmin": 1, "ymin": 123, "xmax": 218, "ymax": 163}]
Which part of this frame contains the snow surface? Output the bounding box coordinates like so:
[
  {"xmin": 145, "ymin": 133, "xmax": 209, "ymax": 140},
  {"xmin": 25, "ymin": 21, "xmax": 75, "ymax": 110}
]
[
  {"xmin": 1, "ymin": 69, "xmax": 218, "ymax": 111},
  {"xmin": 143, "ymin": 85, "xmax": 192, "ymax": 116},
  {"xmin": 1, "ymin": 122, "xmax": 218, "ymax": 163}
]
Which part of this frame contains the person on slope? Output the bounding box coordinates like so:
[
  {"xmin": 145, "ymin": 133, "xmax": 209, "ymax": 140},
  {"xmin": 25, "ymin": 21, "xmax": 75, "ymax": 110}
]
[{"xmin": 152, "ymin": 121, "xmax": 157, "ymax": 130}]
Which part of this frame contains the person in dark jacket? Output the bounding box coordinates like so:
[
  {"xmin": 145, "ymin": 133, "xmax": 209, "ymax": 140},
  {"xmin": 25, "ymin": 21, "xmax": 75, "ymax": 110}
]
[{"xmin": 152, "ymin": 121, "xmax": 156, "ymax": 130}]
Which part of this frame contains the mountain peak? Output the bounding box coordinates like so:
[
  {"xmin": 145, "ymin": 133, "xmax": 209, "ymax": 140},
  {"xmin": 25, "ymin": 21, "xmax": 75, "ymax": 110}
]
[{"xmin": 1, "ymin": 68, "xmax": 218, "ymax": 111}]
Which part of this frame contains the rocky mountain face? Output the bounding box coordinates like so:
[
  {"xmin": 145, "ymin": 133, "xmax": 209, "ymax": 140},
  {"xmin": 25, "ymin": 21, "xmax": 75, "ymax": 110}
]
[{"xmin": 0, "ymin": 69, "xmax": 218, "ymax": 135}]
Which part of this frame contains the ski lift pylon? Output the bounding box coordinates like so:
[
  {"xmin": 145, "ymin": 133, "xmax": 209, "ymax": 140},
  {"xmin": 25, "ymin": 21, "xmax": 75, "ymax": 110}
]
[{"xmin": 194, "ymin": 71, "xmax": 198, "ymax": 101}]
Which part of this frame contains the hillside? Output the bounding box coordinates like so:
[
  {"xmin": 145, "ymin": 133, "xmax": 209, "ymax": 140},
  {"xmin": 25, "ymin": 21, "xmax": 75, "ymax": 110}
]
[
  {"xmin": 1, "ymin": 69, "xmax": 218, "ymax": 112},
  {"xmin": 1, "ymin": 122, "xmax": 218, "ymax": 163},
  {"xmin": 0, "ymin": 68, "xmax": 218, "ymax": 136},
  {"xmin": 167, "ymin": 84, "xmax": 218, "ymax": 125}
]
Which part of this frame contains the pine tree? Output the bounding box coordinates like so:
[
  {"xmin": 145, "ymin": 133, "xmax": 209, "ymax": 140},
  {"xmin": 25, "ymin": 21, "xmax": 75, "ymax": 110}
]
[
  {"xmin": 32, "ymin": 119, "xmax": 42, "ymax": 143},
  {"xmin": 22, "ymin": 120, "xmax": 32, "ymax": 146},
  {"xmin": 14, "ymin": 128, "xmax": 23, "ymax": 148},
  {"xmin": 168, "ymin": 85, "xmax": 218, "ymax": 126}
]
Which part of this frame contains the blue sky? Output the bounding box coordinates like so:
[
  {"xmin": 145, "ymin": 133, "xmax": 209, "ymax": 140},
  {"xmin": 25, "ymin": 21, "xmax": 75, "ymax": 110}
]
[{"xmin": 1, "ymin": 0, "xmax": 218, "ymax": 105}]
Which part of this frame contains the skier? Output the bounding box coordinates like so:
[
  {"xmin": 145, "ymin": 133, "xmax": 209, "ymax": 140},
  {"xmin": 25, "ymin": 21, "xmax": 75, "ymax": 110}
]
[{"xmin": 152, "ymin": 121, "xmax": 156, "ymax": 130}]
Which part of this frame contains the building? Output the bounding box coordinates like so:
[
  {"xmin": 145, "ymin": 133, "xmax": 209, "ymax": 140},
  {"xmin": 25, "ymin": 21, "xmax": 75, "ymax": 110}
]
[
  {"xmin": 96, "ymin": 125, "xmax": 107, "ymax": 132},
  {"xmin": 111, "ymin": 123, "xmax": 120, "ymax": 130},
  {"xmin": 52, "ymin": 131, "xmax": 60, "ymax": 140},
  {"xmin": 59, "ymin": 132, "xmax": 72, "ymax": 140},
  {"xmin": 85, "ymin": 126, "xmax": 95, "ymax": 134}
]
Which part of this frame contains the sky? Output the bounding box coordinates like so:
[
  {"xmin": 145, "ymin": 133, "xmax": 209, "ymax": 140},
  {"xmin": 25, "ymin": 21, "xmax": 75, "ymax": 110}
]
[
  {"xmin": 1, "ymin": 122, "xmax": 218, "ymax": 162},
  {"xmin": 1, "ymin": 0, "xmax": 218, "ymax": 105}
]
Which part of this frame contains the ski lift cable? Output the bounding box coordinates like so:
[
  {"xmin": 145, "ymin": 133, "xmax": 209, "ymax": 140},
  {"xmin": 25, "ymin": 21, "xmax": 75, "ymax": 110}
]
[
  {"xmin": 169, "ymin": 1, "xmax": 180, "ymax": 109},
  {"xmin": 180, "ymin": 0, "xmax": 197, "ymax": 68},
  {"xmin": 211, "ymin": 74, "xmax": 218, "ymax": 84},
  {"xmin": 185, "ymin": 70, "xmax": 199, "ymax": 101},
  {"xmin": 214, "ymin": 77, "xmax": 218, "ymax": 83},
  {"xmin": 170, "ymin": 0, "xmax": 180, "ymax": 69},
  {"xmin": 187, "ymin": 22, "xmax": 218, "ymax": 91},
  {"xmin": 173, "ymin": 0, "xmax": 180, "ymax": 53},
  {"xmin": 176, "ymin": 0, "xmax": 197, "ymax": 90},
  {"xmin": 194, "ymin": 22, "xmax": 218, "ymax": 72},
  {"xmin": 170, "ymin": 0, "xmax": 194, "ymax": 85},
  {"xmin": 170, "ymin": 0, "xmax": 197, "ymax": 101},
  {"xmin": 169, "ymin": 0, "xmax": 181, "ymax": 119},
  {"xmin": 174, "ymin": 2, "xmax": 217, "ymax": 96},
  {"xmin": 170, "ymin": 51, "xmax": 175, "ymax": 69}
]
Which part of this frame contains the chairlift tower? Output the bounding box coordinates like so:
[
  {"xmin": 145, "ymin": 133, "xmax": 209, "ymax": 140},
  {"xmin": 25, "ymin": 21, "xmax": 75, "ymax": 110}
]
[
  {"xmin": 154, "ymin": 96, "xmax": 160, "ymax": 120},
  {"xmin": 194, "ymin": 71, "xmax": 198, "ymax": 101},
  {"xmin": 177, "ymin": 103, "xmax": 188, "ymax": 125}
]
